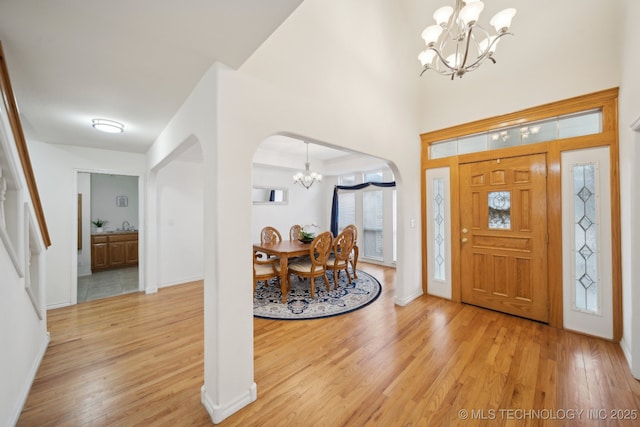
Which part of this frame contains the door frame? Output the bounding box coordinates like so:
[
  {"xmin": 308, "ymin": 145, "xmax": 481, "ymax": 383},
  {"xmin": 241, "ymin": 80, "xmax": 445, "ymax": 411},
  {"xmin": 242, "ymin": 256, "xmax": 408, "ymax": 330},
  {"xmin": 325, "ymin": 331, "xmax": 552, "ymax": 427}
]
[
  {"xmin": 420, "ymin": 88, "xmax": 621, "ymax": 339},
  {"xmin": 72, "ymin": 168, "xmax": 145, "ymax": 305}
]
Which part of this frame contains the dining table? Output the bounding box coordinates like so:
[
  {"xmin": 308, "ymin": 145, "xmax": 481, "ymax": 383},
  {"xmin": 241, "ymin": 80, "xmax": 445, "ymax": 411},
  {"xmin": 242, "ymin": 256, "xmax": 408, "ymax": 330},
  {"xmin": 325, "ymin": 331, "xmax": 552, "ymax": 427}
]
[{"xmin": 253, "ymin": 239, "xmax": 311, "ymax": 303}]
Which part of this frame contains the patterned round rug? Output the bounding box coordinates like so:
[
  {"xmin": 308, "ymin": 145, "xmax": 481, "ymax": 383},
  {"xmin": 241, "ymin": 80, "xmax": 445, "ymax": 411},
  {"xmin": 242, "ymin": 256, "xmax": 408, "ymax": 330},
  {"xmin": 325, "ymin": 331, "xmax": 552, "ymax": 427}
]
[{"xmin": 254, "ymin": 270, "xmax": 382, "ymax": 320}]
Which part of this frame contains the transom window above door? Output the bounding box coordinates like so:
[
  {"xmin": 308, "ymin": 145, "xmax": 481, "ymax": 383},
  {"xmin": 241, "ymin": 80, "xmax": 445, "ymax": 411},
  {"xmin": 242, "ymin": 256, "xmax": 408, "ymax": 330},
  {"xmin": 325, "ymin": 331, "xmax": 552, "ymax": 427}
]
[{"xmin": 430, "ymin": 109, "xmax": 602, "ymax": 159}]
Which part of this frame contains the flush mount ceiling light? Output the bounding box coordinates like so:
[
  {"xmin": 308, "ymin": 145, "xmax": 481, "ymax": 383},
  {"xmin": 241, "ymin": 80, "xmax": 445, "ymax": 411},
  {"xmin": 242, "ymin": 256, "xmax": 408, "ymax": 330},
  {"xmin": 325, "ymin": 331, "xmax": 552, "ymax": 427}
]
[
  {"xmin": 418, "ymin": 0, "xmax": 516, "ymax": 79},
  {"xmin": 293, "ymin": 142, "xmax": 322, "ymax": 190},
  {"xmin": 91, "ymin": 118, "xmax": 124, "ymax": 133}
]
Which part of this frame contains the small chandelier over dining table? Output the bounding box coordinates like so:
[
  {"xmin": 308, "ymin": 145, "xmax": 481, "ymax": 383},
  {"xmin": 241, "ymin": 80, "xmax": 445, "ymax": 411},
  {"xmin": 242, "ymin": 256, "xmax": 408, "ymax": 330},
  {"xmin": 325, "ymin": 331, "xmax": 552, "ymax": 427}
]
[
  {"xmin": 418, "ymin": 0, "xmax": 516, "ymax": 79},
  {"xmin": 293, "ymin": 142, "xmax": 322, "ymax": 190}
]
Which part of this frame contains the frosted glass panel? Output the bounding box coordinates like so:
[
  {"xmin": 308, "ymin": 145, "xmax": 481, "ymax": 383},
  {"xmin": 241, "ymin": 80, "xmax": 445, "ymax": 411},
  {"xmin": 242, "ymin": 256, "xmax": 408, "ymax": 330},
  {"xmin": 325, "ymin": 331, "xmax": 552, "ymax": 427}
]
[
  {"xmin": 520, "ymin": 120, "xmax": 557, "ymax": 145},
  {"xmin": 488, "ymin": 128, "xmax": 520, "ymax": 150},
  {"xmin": 458, "ymin": 134, "xmax": 487, "ymax": 155},
  {"xmin": 488, "ymin": 191, "xmax": 511, "ymax": 229},
  {"xmin": 433, "ymin": 178, "xmax": 446, "ymax": 281},
  {"xmin": 429, "ymin": 109, "xmax": 602, "ymax": 159},
  {"xmin": 560, "ymin": 111, "xmax": 601, "ymax": 139},
  {"xmin": 573, "ymin": 164, "xmax": 598, "ymax": 312},
  {"xmin": 431, "ymin": 139, "xmax": 457, "ymax": 158}
]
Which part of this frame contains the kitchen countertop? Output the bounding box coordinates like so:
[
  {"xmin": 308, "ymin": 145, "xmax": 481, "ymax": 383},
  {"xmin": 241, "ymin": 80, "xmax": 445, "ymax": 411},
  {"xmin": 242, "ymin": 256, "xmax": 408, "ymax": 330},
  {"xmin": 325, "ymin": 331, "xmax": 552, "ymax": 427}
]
[{"xmin": 91, "ymin": 230, "xmax": 138, "ymax": 236}]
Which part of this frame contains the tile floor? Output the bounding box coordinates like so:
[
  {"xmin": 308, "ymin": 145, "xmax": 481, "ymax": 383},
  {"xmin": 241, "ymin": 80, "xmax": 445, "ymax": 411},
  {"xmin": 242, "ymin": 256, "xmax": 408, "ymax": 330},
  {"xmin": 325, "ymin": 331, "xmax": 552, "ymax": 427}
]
[{"xmin": 77, "ymin": 266, "xmax": 140, "ymax": 303}]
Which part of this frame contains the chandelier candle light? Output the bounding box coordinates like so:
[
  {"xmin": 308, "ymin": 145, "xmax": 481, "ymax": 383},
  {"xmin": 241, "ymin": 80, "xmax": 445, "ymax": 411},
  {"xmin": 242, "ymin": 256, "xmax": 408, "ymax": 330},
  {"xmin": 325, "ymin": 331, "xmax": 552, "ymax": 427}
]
[
  {"xmin": 293, "ymin": 142, "xmax": 322, "ymax": 189},
  {"xmin": 418, "ymin": 0, "xmax": 516, "ymax": 79}
]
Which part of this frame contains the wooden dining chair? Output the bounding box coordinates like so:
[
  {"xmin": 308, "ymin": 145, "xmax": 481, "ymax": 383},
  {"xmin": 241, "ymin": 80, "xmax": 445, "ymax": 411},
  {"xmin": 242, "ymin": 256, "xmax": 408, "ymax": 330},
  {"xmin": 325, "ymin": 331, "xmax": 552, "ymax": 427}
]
[
  {"xmin": 257, "ymin": 226, "xmax": 282, "ymax": 261},
  {"xmin": 289, "ymin": 224, "xmax": 302, "ymax": 240},
  {"xmin": 344, "ymin": 224, "xmax": 359, "ymax": 279},
  {"xmin": 260, "ymin": 226, "xmax": 282, "ymax": 244},
  {"xmin": 253, "ymin": 253, "xmax": 279, "ymax": 292},
  {"xmin": 326, "ymin": 227, "xmax": 355, "ymax": 288},
  {"xmin": 287, "ymin": 230, "xmax": 333, "ymax": 298}
]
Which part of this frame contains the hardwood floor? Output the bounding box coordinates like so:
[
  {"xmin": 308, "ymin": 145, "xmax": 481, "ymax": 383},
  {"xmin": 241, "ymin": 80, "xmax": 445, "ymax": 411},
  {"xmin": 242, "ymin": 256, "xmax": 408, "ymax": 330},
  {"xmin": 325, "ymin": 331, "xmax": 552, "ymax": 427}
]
[{"xmin": 18, "ymin": 264, "xmax": 640, "ymax": 426}]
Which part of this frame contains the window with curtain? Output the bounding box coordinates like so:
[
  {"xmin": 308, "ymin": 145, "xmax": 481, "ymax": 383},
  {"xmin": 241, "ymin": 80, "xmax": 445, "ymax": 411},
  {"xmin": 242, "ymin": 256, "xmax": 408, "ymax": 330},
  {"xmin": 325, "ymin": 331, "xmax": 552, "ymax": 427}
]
[
  {"xmin": 363, "ymin": 189, "xmax": 384, "ymax": 260},
  {"xmin": 364, "ymin": 171, "xmax": 383, "ymax": 183},
  {"xmin": 392, "ymin": 189, "xmax": 397, "ymax": 263},
  {"xmin": 332, "ymin": 169, "xmax": 396, "ymax": 266},
  {"xmin": 340, "ymin": 175, "xmax": 356, "ymax": 186},
  {"xmin": 337, "ymin": 192, "xmax": 355, "ymax": 233}
]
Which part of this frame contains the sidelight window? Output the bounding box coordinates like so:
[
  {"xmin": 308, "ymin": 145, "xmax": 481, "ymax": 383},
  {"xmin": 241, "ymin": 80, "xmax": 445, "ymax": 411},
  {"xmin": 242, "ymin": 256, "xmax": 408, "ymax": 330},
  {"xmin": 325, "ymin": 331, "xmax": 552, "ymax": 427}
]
[
  {"xmin": 433, "ymin": 178, "xmax": 446, "ymax": 280},
  {"xmin": 573, "ymin": 163, "xmax": 599, "ymax": 313}
]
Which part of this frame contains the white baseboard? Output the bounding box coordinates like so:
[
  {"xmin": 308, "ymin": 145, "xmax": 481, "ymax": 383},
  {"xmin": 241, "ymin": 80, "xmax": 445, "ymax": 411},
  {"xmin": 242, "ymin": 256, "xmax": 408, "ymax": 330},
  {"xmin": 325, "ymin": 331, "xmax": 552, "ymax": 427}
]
[
  {"xmin": 428, "ymin": 281, "xmax": 452, "ymax": 300},
  {"xmin": 10, "ymin": 332, "xmax": 50, "ymax": 426},
  {"xmin": 46, "ymin": 301, "xmax": 71, "ymax": 310},
  {"xmin": 77, "ymin": 265, "xmax": 92, "ymax": 277},
  {"xmin": 619, "ymin": 337, "xmax": 639, "ymax": 379},
  {"xmin": 394, "ymin": 289, "xmax": 423, "ymax": 306},
  {"xmin": 144, "ymin": 274, "xmax": 204, "ymax": 295},
  {"xmin": 201, "ymin": 382, "xmax": 257, "ymax": 424},
  {"xmin": 159, "ymin": 275, "xmax": 204, "ymax": 288}
]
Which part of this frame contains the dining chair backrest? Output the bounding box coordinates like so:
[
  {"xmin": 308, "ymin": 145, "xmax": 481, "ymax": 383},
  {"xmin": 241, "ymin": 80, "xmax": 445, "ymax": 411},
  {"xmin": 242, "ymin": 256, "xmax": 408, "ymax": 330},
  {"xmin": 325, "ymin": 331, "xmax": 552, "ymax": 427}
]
[
  {"xmin": 260, "ymin": 226, "xmax": 282, "ymax": 244},
  {"xmin": 333, "ymin": 227, "xmax": 355, "ymax": 263},
  {"xmin": 290, "ymin": 224, "xmax": 302, "ymax": 240},
  {"xmin": 309, "ymin": 231, "xmax": 333, "ymax": 270},
  {"xmin": 344, "ymin": 224, "xmax": 358, "ymax": 242},
  {"xmin": 343, "ymin": 224, "xmax": 359, "ymax": 278}
]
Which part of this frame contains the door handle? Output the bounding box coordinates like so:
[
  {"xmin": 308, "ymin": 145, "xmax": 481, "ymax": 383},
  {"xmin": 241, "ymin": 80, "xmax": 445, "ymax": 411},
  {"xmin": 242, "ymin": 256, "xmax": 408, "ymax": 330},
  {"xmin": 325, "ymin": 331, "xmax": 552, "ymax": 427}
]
[{"xmin": 461, "ymin": 238, "xmax": 468, "ymax": 243}]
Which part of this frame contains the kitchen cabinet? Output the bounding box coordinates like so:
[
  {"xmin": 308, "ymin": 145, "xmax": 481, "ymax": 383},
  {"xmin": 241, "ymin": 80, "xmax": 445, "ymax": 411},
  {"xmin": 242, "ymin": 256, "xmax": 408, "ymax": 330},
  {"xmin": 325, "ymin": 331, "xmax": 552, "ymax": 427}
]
[{"xmin": 91, "ymin": 232, "xmax": 138, "ymax": 272}]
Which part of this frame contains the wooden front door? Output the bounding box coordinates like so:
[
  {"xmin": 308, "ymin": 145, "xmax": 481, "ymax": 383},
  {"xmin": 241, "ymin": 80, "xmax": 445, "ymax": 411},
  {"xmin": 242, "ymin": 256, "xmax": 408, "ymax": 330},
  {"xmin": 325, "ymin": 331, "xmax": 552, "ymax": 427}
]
[{"xmin": 459, "ymin": 154, "xmax": 549, "ymax": 322}]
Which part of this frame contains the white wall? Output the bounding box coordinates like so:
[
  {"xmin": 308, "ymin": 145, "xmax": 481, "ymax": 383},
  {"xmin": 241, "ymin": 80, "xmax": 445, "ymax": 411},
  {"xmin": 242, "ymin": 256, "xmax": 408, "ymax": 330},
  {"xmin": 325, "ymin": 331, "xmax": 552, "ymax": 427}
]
[
  {"xmin": 144, "ymin": 0, "xmax": 637, "ymax": 422},
  {"xmin": 618, "ymin": 0, "xmax": 640, "ymax": 378},
  {"xmin": 0, "ymin": 96, "xmax": 49, "ymax": 427},
  {"xmin": 90, "ymin": 173, "xmax": 139, "ymax": 232},
  {"xmin": 415, "ymin": 0, "xmax": 637, "ymax": 375},
  {"xmin": 156, "ymin": 156, "xmax": 204, "ymax": 287},
  {"xmin": 239, "ymin": 0, "xmax": 422, "ymax": 304},
  {"xmin": 252, "ymin": 164, "xmax": 330, "ymax": 240},
  {"xmin": 6, "ymin": 0, "xmax": 636, "ymax": 424},
  {"xmin": 415, "ymin": 0, "xmax": 621, "ymax": 132},
  {"xmin": 144, "ymin": 0, "xmax": 423, "ymax": 421},
  {"xmin": 28, "ymin": 141, "xmax": 146, "ymax": 307}
]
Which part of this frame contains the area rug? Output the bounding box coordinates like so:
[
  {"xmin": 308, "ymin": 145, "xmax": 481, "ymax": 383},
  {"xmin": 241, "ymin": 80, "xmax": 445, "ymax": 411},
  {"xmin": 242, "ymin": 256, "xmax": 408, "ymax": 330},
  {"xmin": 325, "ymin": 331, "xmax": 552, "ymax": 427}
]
[{"xmin": 254, "ymin": 270, "xmax": 381, "ymax": 320}]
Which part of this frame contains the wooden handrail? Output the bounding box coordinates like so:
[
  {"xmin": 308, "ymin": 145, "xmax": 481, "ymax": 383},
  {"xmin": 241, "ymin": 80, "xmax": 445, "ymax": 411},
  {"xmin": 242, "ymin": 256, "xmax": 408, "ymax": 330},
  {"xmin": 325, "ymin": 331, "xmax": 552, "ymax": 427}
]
[{"xmin": 0, "ymin": 41, "xmax": 51, "ymax": 247}]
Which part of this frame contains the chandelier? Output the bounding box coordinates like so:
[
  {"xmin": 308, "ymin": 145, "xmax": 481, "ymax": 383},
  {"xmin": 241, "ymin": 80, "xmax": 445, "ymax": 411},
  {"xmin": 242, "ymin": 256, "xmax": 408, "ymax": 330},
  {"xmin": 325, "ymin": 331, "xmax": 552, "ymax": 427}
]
[
  {"xmin": 293, "ymin": 142, "xmax": 322, "ymax": 189},
  {"xmin": 418, "ymin": 0, "xmax": 516, "ymax": 79}
]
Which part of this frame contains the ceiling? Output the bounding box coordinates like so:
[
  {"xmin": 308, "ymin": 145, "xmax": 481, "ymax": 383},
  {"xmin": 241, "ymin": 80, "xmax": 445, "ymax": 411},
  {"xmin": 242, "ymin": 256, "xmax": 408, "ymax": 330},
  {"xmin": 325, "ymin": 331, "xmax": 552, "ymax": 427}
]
[{"xmin": 0, "ymin": 0, "xmax": 304, "ymax": 153}]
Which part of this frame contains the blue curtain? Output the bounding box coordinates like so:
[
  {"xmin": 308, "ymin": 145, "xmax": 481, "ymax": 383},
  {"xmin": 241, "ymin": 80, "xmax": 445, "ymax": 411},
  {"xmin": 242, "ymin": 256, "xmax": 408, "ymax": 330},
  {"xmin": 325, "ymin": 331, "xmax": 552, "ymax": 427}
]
[{"xmin": 330, "ymin": 181, "xmax": 396, "ymax": 236}]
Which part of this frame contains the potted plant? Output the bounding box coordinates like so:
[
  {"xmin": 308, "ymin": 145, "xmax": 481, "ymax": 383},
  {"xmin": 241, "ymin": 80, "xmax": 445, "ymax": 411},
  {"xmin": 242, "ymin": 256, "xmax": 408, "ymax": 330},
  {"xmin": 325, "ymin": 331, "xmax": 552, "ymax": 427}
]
[
  {"xmin": 91, "ymin": 219, "xmax": 108, "ymax": 233},
  {"xmin": 299, "ymin": 224, "xmax": 319, "ymax": 243},
  {"xmin": 299, "ymin": 230, "xmax": 315, "ymax": 243}
]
